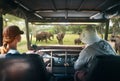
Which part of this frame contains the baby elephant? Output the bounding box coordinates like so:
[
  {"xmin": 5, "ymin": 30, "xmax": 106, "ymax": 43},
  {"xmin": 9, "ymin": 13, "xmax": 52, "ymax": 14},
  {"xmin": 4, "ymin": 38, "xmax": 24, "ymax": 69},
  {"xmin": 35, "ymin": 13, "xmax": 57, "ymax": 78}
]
[{"xmin": 74, "ymin": 38, "xmax": 81, "ymax": 45}]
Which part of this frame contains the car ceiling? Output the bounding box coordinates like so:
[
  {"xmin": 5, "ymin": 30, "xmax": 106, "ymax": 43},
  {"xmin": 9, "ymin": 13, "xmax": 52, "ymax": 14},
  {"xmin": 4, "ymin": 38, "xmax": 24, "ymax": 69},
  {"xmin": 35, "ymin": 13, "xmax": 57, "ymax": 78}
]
[{"xmin": 1, "ymin": 0, "xmax": 120, "ymax": 22}]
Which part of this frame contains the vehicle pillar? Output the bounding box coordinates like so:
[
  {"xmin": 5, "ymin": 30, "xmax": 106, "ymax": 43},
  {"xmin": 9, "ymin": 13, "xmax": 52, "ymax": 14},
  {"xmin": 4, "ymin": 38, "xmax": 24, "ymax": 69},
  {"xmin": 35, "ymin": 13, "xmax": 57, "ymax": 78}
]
[
  {"xmin": 25, "ymin": 18, "xmax": 31, "ymax": 50},
  {"xmin": 0, "ymin": 10, "xmax": 3, "ymax": 46},
  {"xmin": 104, "ymin": 19, "xmax": 109, "ymax": 40}
]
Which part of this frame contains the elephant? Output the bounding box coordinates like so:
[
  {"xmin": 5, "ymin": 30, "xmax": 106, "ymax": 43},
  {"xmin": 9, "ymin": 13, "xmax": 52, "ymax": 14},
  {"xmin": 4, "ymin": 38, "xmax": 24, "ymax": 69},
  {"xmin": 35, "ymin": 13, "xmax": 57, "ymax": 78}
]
[
  {"xmin": 56, "ymin": 32, "xmax": 65, "ymax": 45},
  {"xmin": 110, "ymin": 35, "xmax": 120, "ymax": 54},
  {"xmin": 35, "ymin": 31, "xmax": 54, "ymax": 43},
  {"xmin": 114, "ymin": 36, "xmax": 120, "ymax": 54},
  {"xmin": 110, "ymin": 35, "xmax": 116, "ymax": 42},
  {"xmin": 46, "ymin": 32, "xmax": 54, "ymax": 41},
  {"xmin": 74, "ymin": 38, "xmax": 81, "ymax": 45}
]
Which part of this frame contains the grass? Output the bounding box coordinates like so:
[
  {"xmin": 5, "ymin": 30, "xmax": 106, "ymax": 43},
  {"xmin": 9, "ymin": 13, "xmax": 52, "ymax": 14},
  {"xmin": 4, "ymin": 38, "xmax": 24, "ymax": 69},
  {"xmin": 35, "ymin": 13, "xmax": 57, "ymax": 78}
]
[
  {"xmin": 17, "ymin": 34, "xmax": 116, "ymax": 54},
  {"xmin": 18, "ymin": 34, "xmax": 81, "ymax": 53}
]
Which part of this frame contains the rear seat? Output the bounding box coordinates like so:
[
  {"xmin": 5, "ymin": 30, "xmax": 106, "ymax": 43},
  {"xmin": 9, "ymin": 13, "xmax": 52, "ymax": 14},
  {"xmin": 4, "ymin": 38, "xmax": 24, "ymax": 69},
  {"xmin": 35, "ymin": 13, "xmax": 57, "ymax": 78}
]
[{"xmin": 0, "ymin": 53, "xmax": 51, "ymax": 81}]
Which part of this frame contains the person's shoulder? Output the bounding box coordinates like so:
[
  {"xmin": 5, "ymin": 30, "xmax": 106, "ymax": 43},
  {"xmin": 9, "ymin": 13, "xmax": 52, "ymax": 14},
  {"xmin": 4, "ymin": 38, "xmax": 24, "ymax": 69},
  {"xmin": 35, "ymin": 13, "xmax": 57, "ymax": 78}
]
[
  {"xmin": 97, "ymin": 40, "xmax": 110, "ymax": 46},
  {"xmin": 91, "ymin": 39, "xmax": 108, "ymax": 46},
  {"xmin": 80, "ymin": 45, "xmax": 96, "ymax": 54},
  {"xmin": 7, "ymin": 49, "xmax": 20, "ymax": 54},
  {"xmin": 85, "ymin": 40, "xmax": 109, "ymax": 52},
  {"xmin": 99, "ymin": 39, "xmax": 108, "ymax": 43},
  {"xmin": 95, "ymin": 39, "xmax": 115, "ymax": 52}
]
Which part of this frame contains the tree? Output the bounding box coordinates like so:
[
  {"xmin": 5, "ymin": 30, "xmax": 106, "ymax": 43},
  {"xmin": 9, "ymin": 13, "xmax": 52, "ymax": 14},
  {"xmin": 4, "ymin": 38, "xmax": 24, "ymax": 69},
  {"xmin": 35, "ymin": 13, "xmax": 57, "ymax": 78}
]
[
  {"xmin": 53, "ymin": 25, "xmax": 67, "ymax": 34},
  {"xmin": 3, "ymin": 14, "xmax": 24, "ymax": 25},
  {"xmin": 111, "ymin": 16, "xmax": 120, "ymax": 35},
  {"xmin": 97, "ymin": 23, "xmax": 106, "ymax": 39},
  {"xmin": 68, "ymin": 25, "xmax": 83, "ymax": 34}
]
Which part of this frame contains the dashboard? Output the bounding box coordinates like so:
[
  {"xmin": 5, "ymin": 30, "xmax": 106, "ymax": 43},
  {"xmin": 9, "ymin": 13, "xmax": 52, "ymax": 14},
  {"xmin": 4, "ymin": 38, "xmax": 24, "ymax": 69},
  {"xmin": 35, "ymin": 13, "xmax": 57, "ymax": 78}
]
[
  {"xmin": 52, "ymin": 55, "xmax": 78, "ymax": 67},
  {"xmin": 38, "ymin": 49, "xmax": 81, "ymax": 75}
]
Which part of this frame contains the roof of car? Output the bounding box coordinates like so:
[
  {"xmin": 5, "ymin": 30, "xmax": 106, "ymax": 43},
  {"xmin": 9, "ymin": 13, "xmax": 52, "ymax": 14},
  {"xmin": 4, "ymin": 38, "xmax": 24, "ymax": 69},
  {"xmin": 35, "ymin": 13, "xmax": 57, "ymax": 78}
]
[{"xmin": 2, "ymin": 0, "xmax": 120, "ymax": 22}]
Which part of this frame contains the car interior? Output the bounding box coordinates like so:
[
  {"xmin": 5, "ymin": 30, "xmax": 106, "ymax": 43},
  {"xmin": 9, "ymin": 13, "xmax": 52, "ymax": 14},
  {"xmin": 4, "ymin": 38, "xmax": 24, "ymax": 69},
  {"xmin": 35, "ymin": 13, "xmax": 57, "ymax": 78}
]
[{"xmin": 0, "ymin": 0, "xmax": 120, "ymax": 81}]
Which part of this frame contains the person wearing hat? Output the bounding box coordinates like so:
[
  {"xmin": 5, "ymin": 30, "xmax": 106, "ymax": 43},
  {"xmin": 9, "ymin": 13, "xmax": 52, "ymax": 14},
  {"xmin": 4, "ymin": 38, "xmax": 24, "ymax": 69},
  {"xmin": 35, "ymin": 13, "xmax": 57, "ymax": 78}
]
[
  {"xmin": 74, "ymin": 25, "xmax": 116, "ymax": 81},
  {"xmin": 0, "ymin": 25, "xmax": 24, "ymax": 54}
]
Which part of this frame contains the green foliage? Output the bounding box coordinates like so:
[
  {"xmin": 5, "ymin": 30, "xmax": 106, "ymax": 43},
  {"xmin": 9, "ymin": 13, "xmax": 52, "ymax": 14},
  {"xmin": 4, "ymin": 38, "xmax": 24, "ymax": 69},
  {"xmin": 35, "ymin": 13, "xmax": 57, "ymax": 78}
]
[
  {"xmin": 3, "ymin": 14, "xmax": 25, "ymax": 32},
  {"xmin": 68, "ymin": 25, "xmax": 85, "ymax": 34},
  {"xmin": 3, "ymin": 14, "xmax": 23, "ymax": 22},
  {"xmin": 110, "ymin": 16, "xmax": 120, "ymax": 35},
  {"xmin": 53, "ymin": 25, "xmax": 67, "ymax": 34}
]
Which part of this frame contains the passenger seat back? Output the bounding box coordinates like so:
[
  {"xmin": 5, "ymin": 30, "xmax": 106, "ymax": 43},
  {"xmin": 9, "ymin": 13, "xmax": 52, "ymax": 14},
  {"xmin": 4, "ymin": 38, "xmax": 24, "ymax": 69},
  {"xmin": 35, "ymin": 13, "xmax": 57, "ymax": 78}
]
[{"xmin": 86, "ymin": 55, "xmax": 120, "ymax": 81}]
